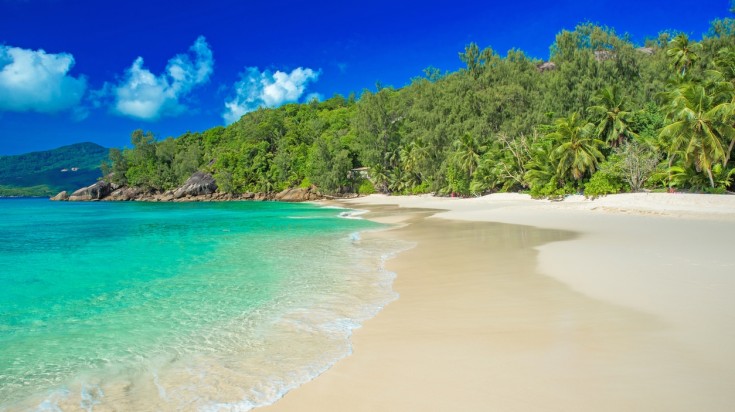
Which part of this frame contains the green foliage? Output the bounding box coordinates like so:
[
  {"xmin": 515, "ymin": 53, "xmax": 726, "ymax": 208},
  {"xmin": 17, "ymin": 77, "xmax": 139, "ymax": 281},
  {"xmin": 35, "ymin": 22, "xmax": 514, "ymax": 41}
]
[
  {"xmin": 529, "ymin": 181, "xmax": 576, "ymax": 199},
  {"xmin": 659, "ymin": 82, "xmax": 734, "ymax": 188},
  {"xmin": 548, "ymin": 112, "xmax": 605, "ymax": 184},
  {"xmin": 97, "ymin": 13, "xmax": 735, "ymax": 197},
  {"xmin": 446, "ymin": 162, "xmax": 471, "ymax": 196},
  {"xmin": 587, "ymin": 85, "xmax": 638, "ymax": 147},
  {"xmin": 0, "ymin": 185, "xmax": 56, "ymax": 197},
  {"xmin": 299, "ymin": 177, "xmax": 312, "ymax": 189},
  {"xmin": 666, "ymin": 34, "xmax": 703, "ymax": 75},
  {"xmin": 584, "ymin": 170, "xmax": 623, "ymax": 198},
  {"xmin": 409, "ymin": 181, "xmax": 431, "ymax": 194},
  {"xmin": 0, "ymin": 142, "xmax": 108, "ymax": 195},
  {"xmin": 357, "ymin": 179, "xmax": 376, "ymax": 195}
]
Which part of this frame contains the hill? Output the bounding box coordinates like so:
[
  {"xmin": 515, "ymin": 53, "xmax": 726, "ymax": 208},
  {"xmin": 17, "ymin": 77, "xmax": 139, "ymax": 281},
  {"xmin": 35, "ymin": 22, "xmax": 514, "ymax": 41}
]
[
  {"xmin": 101, "ymin": 19, "xmax": 735, "ymax": 198},
  {"xmin": 0, "ymin": 142, "xmax": 108, "ymax": 197}
]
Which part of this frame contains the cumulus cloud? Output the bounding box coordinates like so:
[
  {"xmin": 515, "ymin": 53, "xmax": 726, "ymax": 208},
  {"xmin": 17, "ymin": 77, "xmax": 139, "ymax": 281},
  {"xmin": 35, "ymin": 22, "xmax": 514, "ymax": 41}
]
[
  {"xmin": 0, "ymin": 45, "xmax": 87, "ymax": 113},
  {"xmin": 110, "ymin": 36, "xmax": 213, "ymax": 120},
  {"xmin": 223, "ymin": 67, "xmax": 320, "ymax": 125}
]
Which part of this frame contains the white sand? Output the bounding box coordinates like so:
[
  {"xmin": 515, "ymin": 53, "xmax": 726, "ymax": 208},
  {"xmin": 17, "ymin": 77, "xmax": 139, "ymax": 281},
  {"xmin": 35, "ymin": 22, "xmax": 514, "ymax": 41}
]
[{"xmin": 261, "ymin": 193, "xmax": 735, "ymax": 411}]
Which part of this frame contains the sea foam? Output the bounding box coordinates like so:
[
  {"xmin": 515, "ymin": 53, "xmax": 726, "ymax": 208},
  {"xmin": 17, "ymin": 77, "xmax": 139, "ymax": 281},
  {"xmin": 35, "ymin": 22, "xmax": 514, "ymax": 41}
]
[{"xmin": 0, "ymin": 199, "xmax": 411, "ymax": 411}]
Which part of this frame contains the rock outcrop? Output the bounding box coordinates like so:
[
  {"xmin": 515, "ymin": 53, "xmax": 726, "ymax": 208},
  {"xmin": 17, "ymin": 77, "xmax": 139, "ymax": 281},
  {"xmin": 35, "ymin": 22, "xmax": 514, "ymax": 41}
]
[
  {"xmin": 173, "ymin": 172, "xmax": 217, "ymax": 199},
  {"xmin": 106, "ymin": 186, "xmax": 144, "ymax": 201},
  {"xmin": 594, "ymin": 50, "xmax": 615, "ymax": 62},
  {"xmin": 274, "ymin": 186, "xmax": 322, "ymax": 202},
  {"xmin": 50, "ymin": 191, "xmax": 69, "ymax": 201},
  {"xmin": 50, "ymin": 172, "xmax": 330, "ymax": 203},
  {"xmin": 68, "ymin": 181, "xmax": 112, "ymax": 201},
  {"xmin": 537, "ymin": 61, "xmax": 557, "ymax": 72}
]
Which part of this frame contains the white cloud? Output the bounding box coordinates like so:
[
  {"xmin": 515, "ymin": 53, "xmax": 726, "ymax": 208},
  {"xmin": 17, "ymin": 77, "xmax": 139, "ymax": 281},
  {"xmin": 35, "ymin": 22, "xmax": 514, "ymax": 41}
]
[
  {"xmin": 0, "ymin": 45, "xmax": 87, "ymax": 113},
  {"xmin": 110, "ymin": 36, "xmax": 213, "ymax": 120},
  {"xmin": 223, "ymin": 67, "xmax": 319, "ymax": 125}
]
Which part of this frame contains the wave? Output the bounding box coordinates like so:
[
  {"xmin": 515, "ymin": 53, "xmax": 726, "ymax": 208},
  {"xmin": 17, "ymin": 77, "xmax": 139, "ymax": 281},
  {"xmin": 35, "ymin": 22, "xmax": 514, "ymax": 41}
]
[{"xmin": 4, "ymin": 202, "xmax": 413, "ymax": 411}]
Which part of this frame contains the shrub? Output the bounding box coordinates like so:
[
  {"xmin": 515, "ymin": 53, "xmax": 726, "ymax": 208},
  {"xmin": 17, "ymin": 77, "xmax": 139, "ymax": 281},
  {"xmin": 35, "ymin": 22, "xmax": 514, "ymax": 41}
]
[
  {"xmin": 410, "ymin": 181, "xmax": 431, "ymax": 195},
  {"xmin": 299, "ymin": 177, "xmax": 312, "ymax": 189},
  {"xmin": 358, "ymin": 180, "xmax": 376, "ymax": 195},
  {"xmin": 584, "ymin": 171, "xmax": 623, "ymax": 198},
  {"xmin": 529, "ymin": 181, "xmax": 576, "ymax": 199}
]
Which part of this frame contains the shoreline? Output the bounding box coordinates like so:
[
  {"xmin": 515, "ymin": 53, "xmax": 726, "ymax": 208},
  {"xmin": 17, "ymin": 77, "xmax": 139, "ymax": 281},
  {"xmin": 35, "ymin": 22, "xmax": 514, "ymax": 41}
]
[
  {"xmin": 260, "ymin": 193, "xmax": 735, "ymax": 411},
  {"xmin": 0, "ymin": 201, "xmax": 409, "ymax": 411}
]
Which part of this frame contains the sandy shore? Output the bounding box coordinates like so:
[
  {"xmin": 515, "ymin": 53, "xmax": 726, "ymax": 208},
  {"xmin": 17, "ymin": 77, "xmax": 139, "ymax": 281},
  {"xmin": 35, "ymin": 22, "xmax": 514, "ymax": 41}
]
[{"xmin": 261, "ymin": 193, "xmax": 735, "ymax": 411}]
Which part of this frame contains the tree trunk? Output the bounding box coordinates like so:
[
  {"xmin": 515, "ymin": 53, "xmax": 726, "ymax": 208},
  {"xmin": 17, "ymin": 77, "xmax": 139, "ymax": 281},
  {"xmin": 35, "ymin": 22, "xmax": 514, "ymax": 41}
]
[
  {"xmin": 667, "ymin": 155, "xmax": 675, "ymax": 190},
  {"xmin": 725, "ymin": 136, "xmax": 735, "ymax": 166},
  {"xmin": 707, "ymin": 166, "xmax": 715, "ymax": 188}
]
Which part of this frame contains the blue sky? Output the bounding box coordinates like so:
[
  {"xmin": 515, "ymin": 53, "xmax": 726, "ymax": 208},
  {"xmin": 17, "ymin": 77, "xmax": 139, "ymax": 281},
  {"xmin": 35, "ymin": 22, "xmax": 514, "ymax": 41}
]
[{"xmin": 0, "ymin": 0, "xmax": 732, "ymax": 155}]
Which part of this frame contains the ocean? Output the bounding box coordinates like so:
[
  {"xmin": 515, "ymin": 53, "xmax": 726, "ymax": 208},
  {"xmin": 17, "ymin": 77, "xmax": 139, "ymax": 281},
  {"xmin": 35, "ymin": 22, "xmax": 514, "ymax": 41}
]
[{"xmin": 0, "ymin": 199, "xmax": 407, "ymax": 411}]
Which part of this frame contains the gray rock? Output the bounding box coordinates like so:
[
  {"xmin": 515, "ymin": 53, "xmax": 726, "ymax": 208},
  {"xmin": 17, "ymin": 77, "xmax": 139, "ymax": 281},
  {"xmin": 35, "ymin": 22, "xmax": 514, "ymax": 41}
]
[
  {"xmin": 50, "ymin": 191, "xmax": 69, "ymax": 201},
  {"xmin": 594, "ymin": 50, "xmax": 615, "ymax": 61},
  {"xmin": 159, "ymin": 191, "xmax": 175, "ymax": 202},
  {"xmin": 537, "ymin": 61, "xmax": 557, "ymax": 72},
  {"xmin": 107, "ymin": 186, "xmax": 143, "ymax": 201},
  {"xmin": 274, "ymin": 187, "xmax": 322, "ymax": 202},
  {"xmin": 68, "ymin": 181, "xmax": 112, "ymax": 201},
  {"xmin": 173, "ymin": 172, "xmax": 217, "ymax": 199}
]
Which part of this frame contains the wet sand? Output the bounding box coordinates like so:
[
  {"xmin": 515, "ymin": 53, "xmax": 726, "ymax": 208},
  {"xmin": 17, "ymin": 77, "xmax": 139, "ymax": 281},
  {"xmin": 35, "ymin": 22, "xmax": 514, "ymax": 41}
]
[{"xmin": 261, "ymin": 194, "xmax": 735, "ymax": 411}]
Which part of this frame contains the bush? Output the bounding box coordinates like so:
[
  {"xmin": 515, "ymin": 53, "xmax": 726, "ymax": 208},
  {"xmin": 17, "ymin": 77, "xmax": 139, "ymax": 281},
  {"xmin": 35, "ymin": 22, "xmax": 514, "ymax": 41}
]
[
  {"xmin": 410, "ymin": 181, "xmax": 431, "ymax": 195},
  {"xmin": 704, "ymin": 186, "xmax": 727, "ymax": 194},
  {"xmin": 584, "ymin": 171, "xmax": 623, "ymax": 198},
  {"xmin": 299, "ymin": 177, "xmax": 312, "ymax": 189},
  {"xmin": 529, "ymin": 181, "xmax": 576, "ymax": 199},
  {"xmin": 358, "ymin": 180, "xmax": 376, "ymax": 195}
]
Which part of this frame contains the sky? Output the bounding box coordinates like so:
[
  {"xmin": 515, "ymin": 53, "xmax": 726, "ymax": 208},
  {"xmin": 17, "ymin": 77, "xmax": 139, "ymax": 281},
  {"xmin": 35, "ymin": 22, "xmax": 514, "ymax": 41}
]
[{"xmin": 0, "ymin": 0, "xmax": 732, "ymax": 155}]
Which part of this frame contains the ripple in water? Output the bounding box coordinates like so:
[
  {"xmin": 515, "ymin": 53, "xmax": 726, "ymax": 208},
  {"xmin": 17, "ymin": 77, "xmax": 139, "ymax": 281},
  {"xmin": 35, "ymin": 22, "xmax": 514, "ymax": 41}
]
[{"xmin": 0, "ymin": 199, "xmax": 412, "ymax": 411}]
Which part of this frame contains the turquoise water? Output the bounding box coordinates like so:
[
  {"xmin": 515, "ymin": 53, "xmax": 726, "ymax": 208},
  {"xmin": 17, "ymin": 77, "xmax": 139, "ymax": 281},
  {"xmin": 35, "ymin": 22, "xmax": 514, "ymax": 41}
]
[{"xmin": 0, "ymin": 199, "xmax": 405, "ymax": 411}]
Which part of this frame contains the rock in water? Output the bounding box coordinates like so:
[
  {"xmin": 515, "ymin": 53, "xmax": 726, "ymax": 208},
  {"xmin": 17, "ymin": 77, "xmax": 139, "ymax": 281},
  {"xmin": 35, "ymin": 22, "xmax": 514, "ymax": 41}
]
[
  {"xmin": 106, "ymin": 186, "xmax": 143, "ymax": 201},
  {"xmin": 50, "ymin": 191, "xmax": 69, "ymax": 201},
  {"xmin": 173, "ymin": 172, "xmax": 217, "ymax": 199},
  {"xmin": 68, "ymin": 181, "xmax": 112, "ymax": 201}
]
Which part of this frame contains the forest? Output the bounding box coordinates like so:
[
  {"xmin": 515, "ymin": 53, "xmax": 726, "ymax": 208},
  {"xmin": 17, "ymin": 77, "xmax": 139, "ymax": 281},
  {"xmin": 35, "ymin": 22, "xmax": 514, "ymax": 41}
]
[
  {"xmin": 0, "ymin": 142, "xmax": 108, "ymax": 196},
  {"xmin": 102, "ymin": 15, "xmax": 735, "ymax": 198}
]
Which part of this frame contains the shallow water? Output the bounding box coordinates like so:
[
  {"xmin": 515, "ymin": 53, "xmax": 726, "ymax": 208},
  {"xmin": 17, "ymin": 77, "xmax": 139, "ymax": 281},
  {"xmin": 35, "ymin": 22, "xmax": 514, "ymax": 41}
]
[{"xmin": 0, "ymin": 199, "xmax": 409, "ymax": 411}]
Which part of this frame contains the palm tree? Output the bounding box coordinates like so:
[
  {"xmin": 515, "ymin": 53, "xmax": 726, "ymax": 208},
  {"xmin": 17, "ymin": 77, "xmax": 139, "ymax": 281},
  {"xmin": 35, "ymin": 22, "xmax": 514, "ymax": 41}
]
[
  {"xmin": 714, "ymin": 48, "xmax": 735, "ymax": 85},
  {"xmin": 524, "ymin": 138, "xmax": 559, "ymax": 189},
  {"xmin": 666, "ymin": 34, "xmax": 702, "ymax": 76},
  {"xmin": 712, "ymin": 48, "xmax": 735, "ymax": 165},
  {"xmin": 548, "ymin": 113, "xmax": 605, "ymax": 182},
  {"xmin": 659, "ymin": 82, "xmax": 734, "ymax": 187},
  {"xmin": 587, "ymin": 86, "xmax": 637, "ymax": 147},
  {"xmin": 387, "ymin": 168, "xmax": 408, "ymax": 194},
  {"xmin": 399, "ymin": 139, "xmax": 429, "ymax": 185},
  {"xmin": 452, "ymin": 133, "xmax": 485, "ymax": 179},
  {"xmin": 369, "ymin": 164, "xmax": 389, "ymax": 193}
]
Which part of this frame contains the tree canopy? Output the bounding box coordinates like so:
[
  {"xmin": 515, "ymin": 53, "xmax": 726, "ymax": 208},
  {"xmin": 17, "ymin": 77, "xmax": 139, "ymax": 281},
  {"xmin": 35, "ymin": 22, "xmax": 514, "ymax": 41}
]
[{"xmin": 104, "ymin": 15, "xmax": 735, "ymax": 198}]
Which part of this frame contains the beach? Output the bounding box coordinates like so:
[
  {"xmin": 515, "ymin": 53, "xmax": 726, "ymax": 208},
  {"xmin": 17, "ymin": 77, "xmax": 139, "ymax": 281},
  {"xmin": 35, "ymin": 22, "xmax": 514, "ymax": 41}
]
[{"xmin": 261, "ymin": 193, "xmax": 735, "ymax": 411}]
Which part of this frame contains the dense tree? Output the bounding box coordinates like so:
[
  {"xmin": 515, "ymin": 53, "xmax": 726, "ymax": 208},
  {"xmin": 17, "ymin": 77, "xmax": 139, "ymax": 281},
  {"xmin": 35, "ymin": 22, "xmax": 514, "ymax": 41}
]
[
  {"xmin": 101, "ymin": 11, "xmax": 735, "ymax": 198},
  {"xmin": 659, "ymin": 82, "xmax": 734, "ymax": 187}
]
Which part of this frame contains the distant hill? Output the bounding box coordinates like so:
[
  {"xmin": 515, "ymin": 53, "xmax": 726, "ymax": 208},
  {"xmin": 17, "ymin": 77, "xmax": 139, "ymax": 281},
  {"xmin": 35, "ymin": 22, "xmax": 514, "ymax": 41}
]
[{"xmin": 0, "ymin": 142, "xmax": 108, "ymax": 197}]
